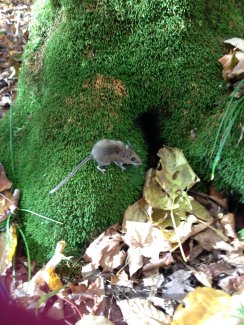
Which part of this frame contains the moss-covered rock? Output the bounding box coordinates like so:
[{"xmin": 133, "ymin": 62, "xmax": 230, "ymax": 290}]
[{"xmin": 0, "ymin": 0, "xmax": 243, "ymax": 262}]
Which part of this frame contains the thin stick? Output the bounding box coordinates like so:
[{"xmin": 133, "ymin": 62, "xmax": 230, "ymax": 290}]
[
  {"xmin": 196, "ymin": 217, "xmax": 228, "ymax": 241},
  {"xmin": 170, "ymin": 209, "xmax": 187, "ymax": 262},
  {"xmin": 21, "ymin": 209, "xmax": 63, "ymax": 225}
]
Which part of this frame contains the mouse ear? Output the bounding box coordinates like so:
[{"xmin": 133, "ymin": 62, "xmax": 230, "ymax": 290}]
[{"xmin": 126, "ymin": 142, "xmax": 132, "ymax": 149}]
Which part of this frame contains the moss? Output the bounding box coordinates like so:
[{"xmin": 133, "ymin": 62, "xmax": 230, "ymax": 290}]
[{"xmin": 0, "ymin": 0, "xmax": 244, "ymax": 262}]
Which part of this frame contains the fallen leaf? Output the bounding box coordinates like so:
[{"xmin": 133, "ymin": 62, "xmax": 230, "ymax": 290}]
[
  {"xmin": 219, "ymin": 213, "xmax": 238, "ymax": 239},
  {"xmin": 84, "ymin": 224, "xmax": 126, "ymax": 272},
  {"xmin": 156, "ymin": 146, "xmax": 200, "ymax": 196},
  {"xmin": 224, "ymin": 37, "xmax": 244, "ymax": 52},
  {"xmin": 117, "ymin": 298, "xmax": 171, "ymax": 325},
  {"xmin": 172, "ymin": 287, "xmax": 234, "ymax": 325},
  {"xmin": 163, "ymin": 270, "xmax": 194, "ymax": 300},
  {"xmin": 123, "ymin": 221, "xmax": 171, "ymax": 275},
  {"xmin": 192, "ymin": 228, "xmax": 224, "ymax": 251},
  {"xmin": 218, "ymin": 273, "xmax": 244, "ymax": 294},
  {"xmin": 0, "ymin": 190, "xmax": 16, "ymax": 222},
  {"xmin": 0, "ymin": 224, "xmax": 17, "ymax": 275},
  {"xmin": 76, "ymin": 315, "xmax": 115, "ymax": 325},
  {"xmin": 122, "ymin": 199, "xmax": 149, "ymax": 232},
  {"xmin": 0, "ymin": 163, "xmax": 12, "ymax": 191}
]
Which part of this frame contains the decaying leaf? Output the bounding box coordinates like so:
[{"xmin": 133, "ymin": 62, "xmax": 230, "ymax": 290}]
[
  {"xmin": 163, "ymin": 270, "xmax": 194, "ymax": 300},
  {"xmin": 218, "ymin": 273, "xmax": 244, "ymax": 294},
  {"xmin": 219, "ymin": 213, "xmax": 237, "ymax": 239},
  {"xmin": 0, "ymin": 163, "xmax": 12, "ymax": 191},
  {"xmin": 0, "ymin": 190, "xmax": 16, "ymax": 222},
  {"xmin": 172, "ymin": 287, "xmax": 244, "ymax": 325},
  {"xmin": 69, "ymin": 275, "xmax": 106, "ymax": 314},
  {"xmin": 142, "ymin": 147, "xmax": 212, "ymax": 248},
  {"xmin": 76, "ymin": 315, "xmax": 115, "ymax": 325},
  {"xmin": 84, "ymin": 224, "xmax": 126, "ymax": 272},
  {"xmin": 224, "ymin": 37, "xmax": 244, "ymax": 52},
  {"xmin": 122, "ymin": 199, "xmax": 149, "ymax": 231},
  {"xmin": 117, "ymin": 298, "xmax": 171, "ymax": 325},
  {"xmin": 15, "ymin": 241, "xmax": 71, "ymax": 297},
  {"xmin": 192, "ymin": 228, "xmax": 224, "ymax": 251},
  {"xmin": 0, "ymin": 224, "xmax": 17, "ymax": 275},
  {"xmin": 156, "ymin": 146, "xmax": 200, "ymax": 195},
  {"xmin": 123, "ymin": 221, "xmax": 171, "ymax": 275}
]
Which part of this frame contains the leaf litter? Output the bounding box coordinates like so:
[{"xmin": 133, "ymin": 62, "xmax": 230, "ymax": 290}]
[{"xmin": 1, "ymin": 142, "xmax": 243, "ymax": 324}]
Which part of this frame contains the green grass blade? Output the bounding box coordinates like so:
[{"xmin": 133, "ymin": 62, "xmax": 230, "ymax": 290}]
[
  {"xmin": 16, "ymin": 224, "xmax": 31, "ymax": 284},
  {"xmin": 211, "ymin": 97, "xmax": 244, "ymax": 179}
]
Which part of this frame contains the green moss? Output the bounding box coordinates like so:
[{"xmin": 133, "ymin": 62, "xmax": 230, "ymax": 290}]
[{"xmin": 0, "ymin": 0, "xmax": 244, "ymax": 262}]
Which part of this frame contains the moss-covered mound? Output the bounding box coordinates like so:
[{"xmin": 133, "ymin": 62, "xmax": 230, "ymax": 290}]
[{"xmin": 0, "ymin": 0, "xmax": 243, "ymax": 262}]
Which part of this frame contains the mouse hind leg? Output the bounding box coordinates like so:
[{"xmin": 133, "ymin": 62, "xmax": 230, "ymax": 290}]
[{"xmin": 97, "ymin": 164, "xmax": 106, "ymax": 173}]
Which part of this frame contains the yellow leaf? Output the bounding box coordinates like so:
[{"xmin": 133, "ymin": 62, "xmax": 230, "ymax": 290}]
[
  {"xmin": 46, "ymin": 269, "xmax": 63, "ymax": 291},
  {"xmin": 0, "ymin": 224, "xmax": 17, "ymax": 275},
  {"xmin": 172, "ymin": 287, "xmax": 233, "ymax": 325}
]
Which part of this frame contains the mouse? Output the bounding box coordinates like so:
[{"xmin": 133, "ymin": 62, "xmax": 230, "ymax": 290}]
[{"xmin": 49, "ymin": 139, "xmax": 142, "ymax": 194}]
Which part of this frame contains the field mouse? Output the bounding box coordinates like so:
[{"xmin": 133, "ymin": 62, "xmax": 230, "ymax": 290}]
[{"xmin": 49, "ymin": 139, "xmax": 142, "ymax": 194}]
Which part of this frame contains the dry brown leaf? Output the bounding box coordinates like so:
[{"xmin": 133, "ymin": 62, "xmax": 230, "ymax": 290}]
[
  {"xmin": 142, "ymin": 270, "xmax": 165, "ymax": 288},
  {"xmin": 0, "ymin": 190, "xmax": 16, "ymax": 222},
  {"xmin": 172, "ymin": 287, "xmax": 233, "ymax": 325},
  {"xmin": 76, "ymin": 315, "xmax": 115, "ymax": 325},
  {"xmin": 0, "ymin": 163, "xmax": 12, "ymax": 191},
  {"xmin": 0, "ymin": 224, "xmax": 17, "ymax": 275},
  {"xmin": 193, "ymin": 270, "xmax": 212, "ymax": 288},
  {"xmin": 218, "ymin": 274, "xmax": 244, "ymax": 294},
  {"xmin": 110, "ymin": 270, "xmax": 134, "ymax": 287},
  {"xmin": 219, "ymin": 213, "xmax": 237, "ymax": 239},
  {"xmin": 224, "ymin": 37, "xmax": 244, "ymax": 52},
  {"xmin": 122, "ymin": 199, "xmax": 149, "ymax": 232},
  {"xmin": 220, "ymin": 252, "xmax": 244, "ymax": 269},
  {"xmin": 117, "ymin": 298, "xmax": 171, "ymax": 325},
  {"xmin": 123, "ymin": 221, "xmax": 171, "ymax": 275},
  {"xmin": 142, "ymin": 253, "xmax": 174, "ymax": 272},
  {"xmin": 84, "ymin": 224, "xmax": 126, "ymax": 272},
  {"xmin": 192, "ymin": 228, "xmax": 224, "ymax": 251},
  {"xmin": 228, "ymin": 59, "xmax": 244, "ymax": 79},
  {"xmin": 219, "ymin": 50, "xmax": 238, "ymax": 81},
  {"xmin": 15, "ymin": 241, "xmax": 71, "ymax": 296}
]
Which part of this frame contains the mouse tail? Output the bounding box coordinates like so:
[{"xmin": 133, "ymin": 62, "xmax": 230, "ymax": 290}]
[{"xmin": 49, "ymin": 155, "xmax": 92, "ymax": 194}]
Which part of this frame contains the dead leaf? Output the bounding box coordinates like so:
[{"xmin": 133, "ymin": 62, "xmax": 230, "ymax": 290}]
[
  {"xmin": 173, "ymin": 287, "xmax": 244, "ymax": 325},
  {"xmin": 142, "ymin": 252, "xmax": 175, "ymax": 272},
  {"xmin": 117, "ymin": 298, "xmax": 171, "ymax": 325},
  {"xmin": 122, "ymin": 199, "xmax": 149, "ymax": 232},
  {"xmin": 156, "ymin": 146, "xmax": 200, "ymax": 195},
  {"xmin": 0, "ymin": 224, "xmax": 17, "ymax": 275},
  {"xmin": 163, "ymin": 270, "xmax": 194, "ymax": 300},
  {"xmin": 192, "ymin": 228, "xmax": 224, "ymax": 251},
  {"xmin": 0, "ymin": 163, "xmax": 12, "ymax": 191},
  {"xmin": 0, "ymin": 190, "xmax": 16, "ymax": 222},
  {"xmin": 172, "ymin": 287, "xmax": 234, "ymax": 325},
  {"xmin": 218, "ymin": 273, "xmax": 244, "ymax": 294},
  {"xmin": 193, "ymin": 270, "xmax": 212, "ymax": 288},
  {"xmin": 123, "ymin": 221, "xmax": 171, "ymax": 275},
  {"xmin": 84, "ymin": 224, "xmax": 126, "ymax": 272},
  {"xmin": 142, "ymin": 270, "xmax": 165, "ymax": 288},
  {"xmin": 76, "ymin": 315, "xmax": 115, "ymax": 325},
  {"xmin": 224, "ymin": 38, "xmax": 244, "ymax": 52},
  {"xmin": 219, "ymin": 50, "xmax": 240, "ymax": 81},
  {"xmin": 219, "ymin": 213, "xmax": 237, "ymax": 239}
]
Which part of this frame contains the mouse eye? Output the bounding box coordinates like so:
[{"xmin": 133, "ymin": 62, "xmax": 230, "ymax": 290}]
[{"xmin": 131, "ymin": 157, "xmax": 136, "ymax": 162}]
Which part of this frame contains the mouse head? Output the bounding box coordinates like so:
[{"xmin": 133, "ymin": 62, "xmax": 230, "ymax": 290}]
[{"xmin": 122, "ymin": 144, "xmax": 142, "ymax": 166}]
